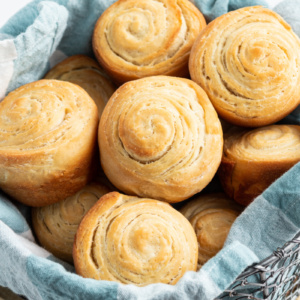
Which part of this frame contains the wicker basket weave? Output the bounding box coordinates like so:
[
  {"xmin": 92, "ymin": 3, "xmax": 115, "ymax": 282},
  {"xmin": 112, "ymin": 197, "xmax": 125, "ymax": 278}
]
[{"xmin": 216, "ymin": 232, "xmax": 300, "ymax": 300}]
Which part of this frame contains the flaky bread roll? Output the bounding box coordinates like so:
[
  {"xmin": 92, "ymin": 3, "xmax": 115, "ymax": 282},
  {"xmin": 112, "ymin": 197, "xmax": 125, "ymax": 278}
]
[
  {"xmin": 218, "ymin": 125, "xmax": 300, "ymax": 206},
  {"xmin": 32, "ymin": 182, "xmax": 111, "ymax": 263},
  {"xmin": 0, "ymin": 80, "xmax": 98, "ymax": 206},
  {"xmin": 44, "ymin": 55, "xmax": 115, "ymax": 118},
  {"xmin": 189, "ymin": 6, "xmax": 300, "ymax": 127},
  {"xmin": 93, "ymin": 0, "xmax": 206, "ymax": 84},
  {"xmin": 73, "ymin": 192, "xmax": 198, "ymax": 286},
  {"xmin": 180, "ymin": 193, "xmax": 242, "ymax": 269},
  {"xmin": 99, "ymin": 76, "xmax": 223, "ymax": 202}
]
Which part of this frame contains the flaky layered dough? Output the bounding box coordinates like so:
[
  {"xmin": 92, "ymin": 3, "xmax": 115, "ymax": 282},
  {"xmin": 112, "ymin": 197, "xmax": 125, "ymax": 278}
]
[
  {"xmin": 73, "ymin": 192, "xmax": 198, "ymax": 285},
  {"xmin": 0, "ymin": 80, "xmax": 98, "ymax": 206},
  {"xmin": 44, "ymin": 55, "xmax": 115, "ymax": 118},
  {"xmin": 99, "ymin": 76, "xmax": 223, "ymax": 202},
  {"xmin": 93, "ymin": 0, "xmax": 206, "ymax": 83},
  {"xmin": 180, "ymin": 193, "xmax": 242, "ymax": 269},
  {"xmin": 189, "ymin": 6, "xmax": 300, "ymax": 127},
  {"xmin": 32, "ymin": 182, "xmax": 111, "ymax": 263},
  {"xmin": 219, "ymin": 125, "xmax": 300, "ymax": 206}
]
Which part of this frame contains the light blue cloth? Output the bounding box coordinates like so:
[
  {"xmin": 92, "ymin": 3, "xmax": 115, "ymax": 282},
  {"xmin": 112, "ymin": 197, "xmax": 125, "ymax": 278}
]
[
  {"xmin": 0, "ymin": 0, "xmax": 300, "ymax": 299},
  {"xmin": 196, "ymin": 0, "xmax": 268, "ymax": 21}
]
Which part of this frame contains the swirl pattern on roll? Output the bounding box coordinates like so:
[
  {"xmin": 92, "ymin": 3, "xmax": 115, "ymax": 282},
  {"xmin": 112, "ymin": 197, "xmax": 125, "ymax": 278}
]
[
  {"xmin": 180, "ymin": 193, "xmax": 242, "ymax": 268},
  {"xmin": 0, "ymin": 80, "xmax": 98, "ymax": 206},
  {"xmin": 189, "ymin": 6, "xmax": 300, "ymax": 127},
  {"xmin": 98, "ymin": 76, "xmax": 223, "ymax": 202},
  {"xmin": 32, "ymin": 182, "xmax": 111, "ymax": 263},
  {"xmin": 73, "ymin": 192, "xmax": 198, "ymax": 285},
  {"xmin": 93, "ymin": 0, "xmax": 206, "ymax": 83},
  {"xmin": 44, "ymin": 55, "xmax": 115, "ymax": 118},
  {"xmin": 218, "ymin": 125, "xmax": 300, "ymax": 205}
]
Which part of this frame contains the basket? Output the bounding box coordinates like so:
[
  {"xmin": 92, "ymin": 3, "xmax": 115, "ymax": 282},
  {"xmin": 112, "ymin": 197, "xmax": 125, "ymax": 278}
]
[{"xmin": 217, "ymin": 232, "xmax": 300, "ymax": 300}]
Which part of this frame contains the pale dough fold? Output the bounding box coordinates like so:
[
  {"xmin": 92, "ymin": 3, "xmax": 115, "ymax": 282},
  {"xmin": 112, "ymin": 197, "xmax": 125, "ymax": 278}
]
[
  {"xmin": 180, "ymin": 193, "xmax": 242, "ymax": 269},
  {"xmin": 0, "ymin": 80, "xmax": 98, "ymax": 206},
  {"xmin": 98, "ymin": 76, "xmax": 223, "ymax": 202},
  {"xmin": 93, "ymin": 0, "xmax": 206, "ymax": 83},
  {"xmin": 73, "ymin": 192, "xmax": 198, "ymax": 286},
  {"xmin": 32, "ymin": 182, "xmax": 111, "ymax": 263},
  {"xmin": 189, "ymin": 6, "xmax": 300, "ymax": 127}
]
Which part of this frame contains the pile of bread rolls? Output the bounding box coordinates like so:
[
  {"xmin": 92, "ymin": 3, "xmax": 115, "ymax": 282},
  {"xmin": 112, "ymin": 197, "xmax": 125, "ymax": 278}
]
[{"xmin": 1, "ymin": 0, "xmax": 300, "ymax": 287}]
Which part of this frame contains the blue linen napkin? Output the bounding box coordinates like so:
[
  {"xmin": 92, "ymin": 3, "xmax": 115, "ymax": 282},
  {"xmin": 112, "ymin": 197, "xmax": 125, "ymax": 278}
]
[
  {"xmin": 195, "ymin": 0, "xmax": 268, "ymax": 21},
  {"xmin": 0, "ymin": 0, "xmax": 300, "ymax": 299}
]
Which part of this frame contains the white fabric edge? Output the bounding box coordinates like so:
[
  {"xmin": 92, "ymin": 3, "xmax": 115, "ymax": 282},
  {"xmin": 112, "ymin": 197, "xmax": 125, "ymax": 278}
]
[{"xmin": 0, "ymin": 39, "xmax": 17, "ymax": 100}]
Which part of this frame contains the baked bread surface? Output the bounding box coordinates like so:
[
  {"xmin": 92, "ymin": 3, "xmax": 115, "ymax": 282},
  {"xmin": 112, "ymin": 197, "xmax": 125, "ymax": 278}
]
[
  {"xmin": 98, "ymin": 76, "xmax": 223, "ymax": 202},
  {"xmin": 32, "ymin": 182, "xmax": 111, "ymax": 263},
  {"xmin": 93, "ymin": 0, "xmax": 206, "ymax": 83},
  {"xmin": 0, "ymin": 79, "xmax": 98, "ymax": 206},
  {"xmin": 218, "ymin": 125, "xmax": 300, "ymax": 205},
  {"xmin": 73, "ymin": 192, "xmax": 198, "ymax": 286},
  {"xmin": 44, "ymin": 55, "xmax": 115, "ymax": 118},
  {"xmin": 180, "ymin": 193, "xmax": 242, "ymax": 268},
  {"xmin": 189, "ymin": 6, "xmax": 300, "ymax": 127}
]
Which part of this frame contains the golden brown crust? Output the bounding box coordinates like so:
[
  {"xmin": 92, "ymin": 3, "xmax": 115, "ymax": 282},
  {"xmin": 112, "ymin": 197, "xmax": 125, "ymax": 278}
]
[
  {"xmin": 44, "ymin": 55, "xmax": 115, "ymax": 118},
  {"xmin": 73, "ymin": 192, "xmax": 198, "ymax": 286},
  {"xmin": 32, "ymin": 182, "xmax": 111, "ymax": 263},
  {"xmin": 189, "ymin": 6, "xmax": 300, "ymax": 127},
  {"xmin": 180, "ymin": 193, "xmax": 242, "ymax": 268},
  {"xmin": 93, "ymin": 0, "xmax": 206, "ymax": 84},
  {"xmin": 98, "ymin": 76, "xmax": 223, "ymax": 202},
  {"xmin": 218, "ymin": 125, "xmax": 300, "ymax": 206},
  {"xmin": 0, "ymin": 79, "xmax": 99, "ymax": 206}
]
